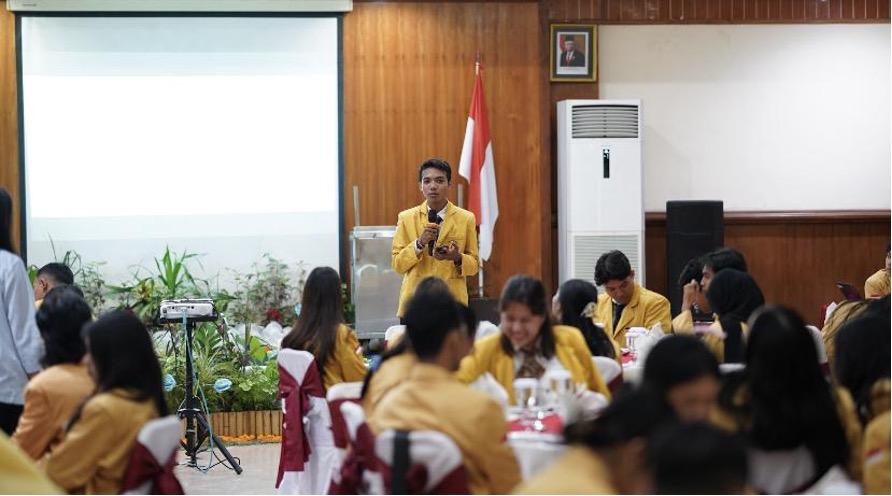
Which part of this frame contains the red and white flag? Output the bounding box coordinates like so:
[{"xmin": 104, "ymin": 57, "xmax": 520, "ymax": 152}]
[{"xmin": 458, "ymin": 62, "xmax": 499, "ymax": 261}]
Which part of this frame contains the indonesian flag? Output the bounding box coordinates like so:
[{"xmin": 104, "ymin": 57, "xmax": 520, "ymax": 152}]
[{"xmin": 458, "ymin": 64, "xmax": 499, "ymax": 261}]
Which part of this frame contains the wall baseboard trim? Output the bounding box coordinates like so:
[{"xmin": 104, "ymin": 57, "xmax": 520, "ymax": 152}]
[{"xmin": 645, "ymin": 210, "xmax": 891, "ymax": 225}]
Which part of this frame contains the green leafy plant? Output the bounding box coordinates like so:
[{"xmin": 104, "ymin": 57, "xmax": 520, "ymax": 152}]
[{"xmin": 227, "ymin": 254, "xmax": 306, "ymax": 326}]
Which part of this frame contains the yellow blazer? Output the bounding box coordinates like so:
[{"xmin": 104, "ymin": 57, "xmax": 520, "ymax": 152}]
[
  {"xmin": 455, "ymin": 325, "xmax": 610, "ymax": 404},
  {"xmin": 593, "ymin": 282, "xmax": 671, "ymax": 348},
  {"xmin": 45, "ymin": 389, "xmax": 158, "ymax": 495},
  {"xmin": 321, "ymin": 324, "xmax": 368, "ymax": 390},
  {"xmin": 361, "ymin": 352, "xmax": 417, "ymax": 417},
  {"xmin": 822, "ymin": 300, "xmax": 871, "ymax": 368},
  {"xmin": 392, "ymin": 200, "xmax": 479, "ymax": 317},
  {"xmin": 512, "ymin": 446, "xmax": 617, "ymax": 494},
  {"xmin": 0, "ymin": 432, "xmax": 59, "ymax": 494},
  {"xmin": 864, "ymin": 410, "xmax": 890, "ymax": 495},
  {"xmin": 12, "ymin": 363, "xmax": 94, "ymax": 460},
  {"xmin": 701, "ymin": 321, "xmax": 749, "ymax": 364},
  {"xmin": 369, "ymin": 363, "xmax": 521, "ymax": 495},
  {"xmin": 865, "ymin": 269, "xmax": 891, "ymax": 298}
]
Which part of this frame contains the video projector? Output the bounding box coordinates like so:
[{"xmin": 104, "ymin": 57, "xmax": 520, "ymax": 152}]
[{"xmin": 159, "ymin": 299, "xmax": 218, "ymax": 323}]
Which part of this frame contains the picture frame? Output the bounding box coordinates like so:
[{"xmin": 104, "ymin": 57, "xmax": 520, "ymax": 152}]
[{"xmin": 550, "ymin": 24, "xmax": 597, "ymax": 83}]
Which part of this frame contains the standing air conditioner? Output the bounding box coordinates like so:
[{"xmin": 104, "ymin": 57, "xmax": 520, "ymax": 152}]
[{"xmin": 557, "ymin": 99, "xmax": 644, "ymax": 286}]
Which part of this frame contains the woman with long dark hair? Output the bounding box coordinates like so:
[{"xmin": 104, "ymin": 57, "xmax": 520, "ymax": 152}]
[
  {"xmin": 835, "ymin": 309, "xmax": 891, "ymax": 494},
  {"xmin": 45, "ymin": 311, "xmax": 167, "ymax": 494},
  {"xmin": 456, "ymin": 275, "xmax": 609, "ymax": 403},
  {"xmin": 704, "ymin": 268, "xmax": 764, "ymax": 363},
  {"xmin": 12, "ymin": 286, "xmax": 94, "ymax": 460},
  {"xmin": 715, "ymin": 305, "xmax": 861, "ymax": 493},
  {"xmin": 281, "ymin": 267, "xmax": 366, "ymax": 389},
  {"xmin": 0, "ymin": 188, "xmax": 44, "ymax": 435},
  {"xmin": 642, "ymin": 334, "xmax": 720, "ymax": 422},
  {"xmin": 552, "ymin": 279, "xmax": 617, "ymax": 360}
]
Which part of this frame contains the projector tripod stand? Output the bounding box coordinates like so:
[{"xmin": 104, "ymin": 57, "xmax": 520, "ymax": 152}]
[{"xmin": 178, "ymin": 319, "xmax": 243, "ymax": 474}]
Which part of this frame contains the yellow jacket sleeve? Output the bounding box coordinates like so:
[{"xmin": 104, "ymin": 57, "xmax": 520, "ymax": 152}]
[
  {"xmin": 864, "ymin": 411, "xmax": 891, "ymax": 495},
  {"xmin": 11, "ymin": 384, "xmax": 56, "ymax": 461},
  {"xmin": 835, "ymin": 387, "xmax": 864, "ymax": 482},
  {"xmin": 469, "ymin": 400, "xmax": 522, "ymax": 494},
  {"xmin": 392, "ymin": 212, "xmax": 422, "ymax": 276},
  {"xmin": 457, "ymin": 212, "xmax": 480, "ymax": 277},
  {"xmin": 672, "ymin": 310, "xmax": 694, "ymax": 334},
  {"xmin": 0, "ymin": 433, "xmax": 60, "ymax": 494},
  {"xmin": 336, "ymin": 325, "xmax": 368, "ymax": 383},
  {"xmin": 555, "ymin": 325, "xmax": 610, "ymax": 399},
  {"xmin": 645, "ymin": 294, "xmax": 673, "ymax": 333},
  {"xmin": 45, "ymin": 400, "xmax": 116, "ymax": 492}
]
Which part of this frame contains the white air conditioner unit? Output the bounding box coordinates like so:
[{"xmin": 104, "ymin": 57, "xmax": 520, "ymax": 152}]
[
  {"xmin": 6, "ymin": 0, "xmax": 352, "ymax": 12},
  {"xmin": 557, "ymin": 99, "xmax": 644, "ymax": 288}
]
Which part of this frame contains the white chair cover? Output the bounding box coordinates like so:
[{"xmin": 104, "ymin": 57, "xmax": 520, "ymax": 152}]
[
  {"xmin": 384, "ymin": 325, "xmax": 406, "ymax": 348},
  {"xmin": 121, "ymin": 415, "xmax": 184, "ymax": 495},
  {"xmin": 592, "ymin": 356, "xmax": 622, "ymax": 385},
  {"xmin": 474, "ymin": 321, "xmax": 500, "ymax": 341},
  {"xmin": 277, "ymin": 349, "xmax": 341, "ymax": 495},
  {"xmin": 326, "ymin": 381, "xmax": 364, "ymax": 402},
  {"xmin": 375, "ymin": 430, "xmax": 468, "ymax": 494}
]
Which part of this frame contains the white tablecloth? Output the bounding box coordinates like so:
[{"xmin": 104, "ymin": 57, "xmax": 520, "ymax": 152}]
[{"xmin": 507, "ymin": 431, "xmax": 567, "ymax": 480}]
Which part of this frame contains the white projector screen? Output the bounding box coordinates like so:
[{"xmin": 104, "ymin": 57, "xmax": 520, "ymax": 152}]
[
  {"xmin": 599, "ymin": 24, "xmax": 891, "ymax": 212},
  {"xmin": 20, "ymin": 15, "xmax": 341, "ymax": 290}
]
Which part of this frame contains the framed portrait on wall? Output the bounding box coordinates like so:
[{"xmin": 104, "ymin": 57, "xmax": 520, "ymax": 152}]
[{"xmin": 550, "ymin": 24, "xmax": 597, "ymax": 82}]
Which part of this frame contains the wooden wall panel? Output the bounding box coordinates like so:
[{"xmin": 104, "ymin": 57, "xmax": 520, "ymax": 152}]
[
  {"xmin": 645, "ymin": 212, "xmax": 891, "ymax": 326},
  {"xmin": 343, "ymin": 2, "xmax": 546, "ymax": 298},
  {"xmin": 546, "ymin": 0, "xmax": 891, "ymax": 22},
  {"xmin": 0, "ymin": 3, "xmax": 19, "ymax": 252}
]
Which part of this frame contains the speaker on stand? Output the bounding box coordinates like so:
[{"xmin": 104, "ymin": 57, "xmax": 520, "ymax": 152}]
[{"xmin": 666, "ymin": 201, "xmax": 724, "ymax": 316}]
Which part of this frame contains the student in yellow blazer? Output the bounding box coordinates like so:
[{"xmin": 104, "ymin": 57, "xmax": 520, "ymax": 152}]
[
  {"xmin": 456, "ymin": 275, "xmax": 610, "ymax": 405},
  {"xmin": 281, "ymin": 267, "xmax": 367, "ymax": 390},
  {"xmin": 675, "ymin": 248, "xmax": 749, "ymax": 334},
  {"xmin": 592, "ymin": 250, "xmax": 671, "ymax": 348},
  {"xmin": 864, "ymin": 244, "xmax": 890, "ymax": 298},
  {"xmin": 711, "ymin": 306, "xmax": 862, "ymax": 493},
  {"xmin": 12, "ymin": 287, "xmax": 94, "ymax": 460},
  {"xmin": 369, "ymin": 290, "xmax": 521, "ymax": 495},
  {"xmin": 703, "ymin": 268, "xmax": 764, "ymax": 363},
  {"xmin": 44, "ymin": 311, "xmax": 166, "ymax": 495},
  {"xmin": 515, "ymin": 388, "xmax": 670, "ymax": 495},
  {"xmin": 0, "ymin": 432, "xmax": 59, "ymax": 494},
  {"xmin": 392, "ymin": 159, "xmax": 479, "ymax": 318}
]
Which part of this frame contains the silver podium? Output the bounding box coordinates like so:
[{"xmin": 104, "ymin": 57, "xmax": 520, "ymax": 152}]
[{"xmin": 351, "ymin": 226, "xmax": 402, "ymax": 340}]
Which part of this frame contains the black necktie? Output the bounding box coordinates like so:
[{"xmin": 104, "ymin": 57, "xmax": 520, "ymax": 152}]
[{"xmin": 612, "ymin": 302, "xmax": 625, "ymax": 331}]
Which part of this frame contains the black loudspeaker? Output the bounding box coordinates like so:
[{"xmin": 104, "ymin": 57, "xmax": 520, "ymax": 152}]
[{"xmin": 666, "ymin": 201, "xmax": 724, "ymax": 315}]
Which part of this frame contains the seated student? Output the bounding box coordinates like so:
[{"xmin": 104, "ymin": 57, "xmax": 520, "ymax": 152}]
[
  {"xmin": 591, "ymin": 250, "xmax": 671, "ymax": 348},
  {"xmin": 822, "ymin": 299, "xmax": 871, "ymax": 368},
  {"xmin": 0, "ymin": 432, "xmax": 59, "ymax": 494},
  {"xmin": 44, "ymin": 311, "xmax": 167, "ymax": 494},
  {"xmin": 864, "ymin": 244, "xmax": 890, "ymax": 298},
  {"xmin": 552, "ymin": 279, "xmax": 619, "ymax": 361},
  {"xmin": 32, "ymin": 262, "xmax": 74, "ymax": 308},
  {"xmin": 834, "ymin": 310, "xmax": 891, "ymax": 494},
  {"xmin": 713, "ymin": 305, "xmax": 861, "ymax": 493},
  {"xmin": 643, "ymin": 335, "xmax": 720, "ymax": 422},
  {"xmin": 456, "ymin": 275, "xmax": 610, "ymax": 404},
  {"xmin": 514, "ymin": 388, "xmax": 672, "ymax": 494},
  {"xmin": 703, "ymin": 268, "xmax": 764, "ymax": 363},
  {"xmin": 362, "ymin": 295, "xmax": 477, "ymax": 417},
  {"xmin": 671, "ymin": 257, "xmax": 713, "ymax": 334},
  {"xmin": 281, "ymin": 267, "xmax": 366, "ymax": 390},
  {"xmin": 648, "ymin": 422, "xmax": 748, "ymax": 495},
  {"xmin": 699, "ymin": 247, "xmax": 748, "ymax": 294},
  {"xmin": 369, "ymin": 290, "xmax": 521, "ymax": 495},
  {"xmin": 12, "ymin": 286, "xmax": 94, "ymax": 460}
]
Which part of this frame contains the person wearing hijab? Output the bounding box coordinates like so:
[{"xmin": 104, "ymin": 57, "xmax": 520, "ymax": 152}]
[{"xmin": 704, "ymin": 268, "xmax": 764, "ymax": 363}]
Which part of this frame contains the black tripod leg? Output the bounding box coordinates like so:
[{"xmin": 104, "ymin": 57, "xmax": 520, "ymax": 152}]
[{"xmin": 195, "ymin": 412, "xmax": 243, "ymax": 475}]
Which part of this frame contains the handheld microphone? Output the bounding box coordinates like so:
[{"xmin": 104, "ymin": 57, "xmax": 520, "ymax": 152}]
[{"xmin": 427, "ymin": 209, "xmax": 441, "ymax": 255}]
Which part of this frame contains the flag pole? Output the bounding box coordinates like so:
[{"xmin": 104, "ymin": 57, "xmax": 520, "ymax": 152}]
[{"xmin": 475, "ymin": 51, "xmax": 484, "ymax": 299}]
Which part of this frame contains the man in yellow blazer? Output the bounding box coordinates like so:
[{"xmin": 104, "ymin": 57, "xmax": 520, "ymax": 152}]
[
  {"xmin": 392, "ymin": 159, "xmax": 480, "ymax": 318},
  {"xmin": 592, "ymin": 250, "xmax": 671, "ymax": 348},
  {"xmin": 369, "ymin": 290, "xmax": 521, "ymax": 495}
]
